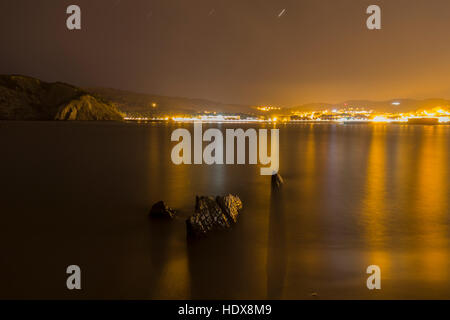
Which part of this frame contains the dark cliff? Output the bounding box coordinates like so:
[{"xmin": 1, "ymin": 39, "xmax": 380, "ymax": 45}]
[{"xmin": 0, "ymin": 75, "xmax": 123, "ymax": 121}]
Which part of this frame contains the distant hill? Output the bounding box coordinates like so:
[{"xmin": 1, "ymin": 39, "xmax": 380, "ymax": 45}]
[
  {"xmin": 87, "ymin": 87, "xmax": 259, "ymax": 117},
  {"xmin": 288, "ymin": 99, "xmax": 450, "ymax": 113},
  {"xmin": 0, "ymin": 75, "xmax": 123, "ymax": 120},
  {"xmin": 2, "ymin": 75, "xmax": 449, "ymax": 120}
]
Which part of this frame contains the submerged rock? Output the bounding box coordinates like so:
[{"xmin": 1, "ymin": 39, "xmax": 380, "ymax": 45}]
[
  {"xmin": 149, "ymin": 201, "xmax": 176, "ymax": 219},
  {"xmin": 271, "ymin": 173, "xmax": 284, "ymax": 189},
  {"xmin": 186, "ymin": 194, "xmax": 243, "ymax": 237}
]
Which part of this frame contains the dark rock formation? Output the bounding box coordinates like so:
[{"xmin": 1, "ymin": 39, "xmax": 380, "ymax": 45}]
[
  {"xmin": 149, "ymin": 201, "xmax": 176, "ymax": 219},
  {"xmin": 0, "ymin": 75, "xmax": 123, "ymax": 120},
  {"xmin": 186, "ymin": 194, "xmax": 243, "ymax": 237},
  {"xmin": 216, "ymin": 194, "xmax": 243, "ymax": 223},
  {"xmin": 271, "ymin": 173, "xmax": 284, "ymax": 189}
]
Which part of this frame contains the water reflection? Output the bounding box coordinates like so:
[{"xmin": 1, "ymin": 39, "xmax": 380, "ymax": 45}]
[
  {"xmin": 3, "ymin": 122, "xmax": 450, "ymax": 298},
  {"xmin": 414, "ymin": 126, "xmax": 449, "ymax": 283},
  {"xmin": 266, "ymin": 175, "xmax": 287, "ymax": 299},
  {"xmin": 145, "ymin": 123, "xmax": 450, "ymax": 298},
  {"xmin": 361, "ymin": 125, "xmax": 391, "ymax": 277}
]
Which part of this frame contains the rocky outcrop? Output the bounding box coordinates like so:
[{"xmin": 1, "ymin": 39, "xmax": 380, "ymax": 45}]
[
  {"xmin": 271, "ymin": 173, "xmax": 284, "ymax": 189},
  {"xmin": 216, "ymin": 194, "xmax": 243, "ymax": 223},
  {"xmin": 0, "ymin": 75, "xmax": 123, "ymax": 120},
  {"xmin": 186, "ymin": 194, "xmax": 243, "ymax": 237},
  {"xmin": 55, "ymin": 95, "xmax": 123, "ymax": 120},
  {"xmin": 149, "ymin": 201, "xmax": 176, "ymax": 219}
]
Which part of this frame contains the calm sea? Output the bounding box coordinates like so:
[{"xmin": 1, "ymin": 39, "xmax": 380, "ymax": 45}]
[{"xmin": 1, "ymin": 121, "xmax": 449, "ymax": 299}]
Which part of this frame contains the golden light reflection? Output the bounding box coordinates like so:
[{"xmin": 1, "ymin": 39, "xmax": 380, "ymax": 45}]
[
  {"xmin": 304, "ymin": 126, "xmax": 317, "ymax": 195},
  {"xmin": 414, "ymin": 126, "xmax": 449, "ymax": 282},
  {"xmin": 304, "ymin": 125, "xmax": 316, "ymax": 182},
  {"xmin": 362, "ymin": 125, "xmax": 391, "ymax": 274},
  {"xmin": 155, "ymin": 252, "xmax": 190, "ymax": 299},
  {"xmin": 297, "ymin": 126, "xmax": 323, "ymax": 273}
]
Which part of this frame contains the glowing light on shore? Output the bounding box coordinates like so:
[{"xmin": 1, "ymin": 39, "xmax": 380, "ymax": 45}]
[
  {"xmin": 372, "ymin": 116, "xmax": 391, "ymax": 123},
  {"xmin": 124, "ymin": 106, "xmax": 450, "ymax": 124},
  {"xmin": 257, "ymin": 106, "xmax": 281, "ymax": 112}
]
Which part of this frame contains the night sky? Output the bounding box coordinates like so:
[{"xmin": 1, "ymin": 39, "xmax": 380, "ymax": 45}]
[{"xmin": 2, "ymin": 0, "xmax": 450, "ymax": 106}]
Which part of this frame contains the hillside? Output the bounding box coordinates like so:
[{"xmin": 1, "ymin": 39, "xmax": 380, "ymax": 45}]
[
  {"xmin": 2, "ymin": 75, "xmax": 449, "ymax": 120},
  {"xmin": 87, "ymin": 87, "xmax": 259, "ymax": 118},
  {"xmin": 0, "ymin": 75, "xmax": 123, "ymax": 120}
]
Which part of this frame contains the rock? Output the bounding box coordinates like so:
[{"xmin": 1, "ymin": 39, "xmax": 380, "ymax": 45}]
[
  {"xmin": 216, "ymin": 194, "xmax": 243, "ymax": 223},
  {"xmin": 186, "ymin": 194, "xmax": 243, "ymax": 237},
  {"xmin": 149, "ymin": 201, "xmax": 176, "ymax": 219},
  {"xmin": 271, "ymin": 173, "xmax": 284, "ymax": 189}
]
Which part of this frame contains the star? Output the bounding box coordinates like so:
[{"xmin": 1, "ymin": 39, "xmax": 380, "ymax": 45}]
[{"xmin": 278, "ymin": 9, "xmax": 287, "ymax": 18}]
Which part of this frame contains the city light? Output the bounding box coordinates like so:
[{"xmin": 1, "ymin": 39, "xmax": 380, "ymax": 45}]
[
  {"xmin": 256, "ymin": 106, "xmax": 281, "ymax": 112},
  {"xmin": 372, "ymin": 116, "xmax": 390, "ymax": 123},
  {"xmin": 124, "ymin": 106, "xmax": 450, "ymax": 124}
]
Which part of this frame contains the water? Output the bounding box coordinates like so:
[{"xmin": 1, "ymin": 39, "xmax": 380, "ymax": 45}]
[{"xmin": 0, "ymin": 121, "xmax": 449, "ymax": 299}]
